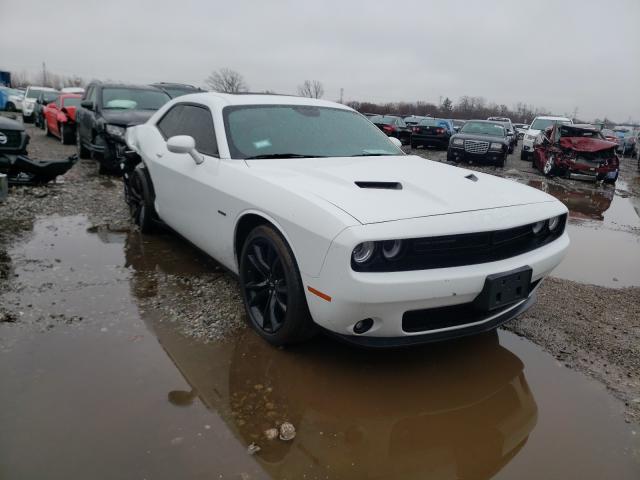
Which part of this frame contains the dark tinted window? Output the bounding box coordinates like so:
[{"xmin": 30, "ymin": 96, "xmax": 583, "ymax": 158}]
[{"xmin": 157, "ymin": 104, "xmax": 218, "ymax": 157}]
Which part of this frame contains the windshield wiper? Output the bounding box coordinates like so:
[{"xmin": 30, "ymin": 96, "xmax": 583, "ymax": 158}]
[{"xmin": 245, "ymin": 153, "xmax": 325, "ymax": 159}]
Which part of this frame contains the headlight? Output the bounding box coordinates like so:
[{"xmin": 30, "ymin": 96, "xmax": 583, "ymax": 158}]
[
  {"xmin": 352, "ymin": 242, "xmax": 376, "ymax": 264},
  {"xmin": 381, "ymin": 240, "xmax": 403, "ymax": 260},
  {"xmin": 490, "ymin": 142, "xmax": 503, "ymax": 150},
  {"xmin": 548, "ymin": 216, "xmax": 560, "ymax": 231},
  {"xmin": 526, "ymin": 134, "xmax": 537, "ymax": 141},
  {"xmin": 452, "ymin": 138, "xmax": 464, "ymax": 146},
  {"xmin": 106, "ymin": 124, "xmax": 126, "ymax": 139},
  {"xmin": 532, "ymin": 220, "xmax": 545, "ymax": 235}
]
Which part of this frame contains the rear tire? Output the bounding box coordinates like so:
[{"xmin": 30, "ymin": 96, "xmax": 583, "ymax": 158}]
[
  {"xmin": 6, "ymin": 102, "xmax": 15, "ymax": 112},
  {"xmin": 239, "ymin": 225, "xmax": 317, "ymax": 346},
  {"xmin": 60, "ymin": 124, "xmax": 74, "ymax": 145},
  {"xmin": 44, "ymin": 120, "xmax": 51, "ymax": 137}
]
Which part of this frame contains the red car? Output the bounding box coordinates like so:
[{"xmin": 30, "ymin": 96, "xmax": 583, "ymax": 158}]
[
  {"xmin": 43, "ymin": 94, "xmax": 82, "ymax": 144},
  {"xmin": 533, "ymin": 123, "xmax": 619, "ymax": 184}
]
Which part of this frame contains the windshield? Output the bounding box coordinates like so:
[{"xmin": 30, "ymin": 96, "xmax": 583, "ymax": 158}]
[
  {"xmin": 26, "ymin": 88, "xmax": 47, "ymax": 99},
  {"xmin": 460, "ymin": 121, "xmax": 505, "ymax": 136},
  {"xmin": 531, "ymin": 118, "xmax": 568, "ymax": 131},
  {"xmin": 43, "ymin": 92, "xmax": 59, "ymax": 103},
  {"xmin": 223, "ymin": 105, "xmax": 404, "ymax": 159},
  {"xmin": 63, "ymin": 97, "xmax": 82, "ymax": 108},
  {"xmin": 102, "ymin": 88, "xmax": 169, "ymax": 110}
]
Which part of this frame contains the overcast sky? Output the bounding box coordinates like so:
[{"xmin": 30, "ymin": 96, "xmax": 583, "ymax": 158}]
[{"xmin": 1, "ymin": 0, "xmax": 638, "ymax": 121}]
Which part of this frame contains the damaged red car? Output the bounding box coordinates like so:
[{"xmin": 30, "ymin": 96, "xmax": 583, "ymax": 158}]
[
  {"xmin": 43, "ymin": 94, "xmax": 82, "ymax": 145},
  {"xmin": 533, "ymin": 124, "xmax": 619, "ymax": 184}
]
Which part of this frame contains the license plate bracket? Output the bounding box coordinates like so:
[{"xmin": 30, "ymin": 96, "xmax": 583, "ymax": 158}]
[{"xmin": 474, "ymin": 266, "xmax": 532, "ymax": 311}]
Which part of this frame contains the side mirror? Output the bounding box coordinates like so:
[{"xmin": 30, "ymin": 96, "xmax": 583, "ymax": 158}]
[
  {"xmin": 389, "ymin": 137, "xmax": 402, "ymax": 149},
  {"xmin": 167, "ymin": 135, "xmax": 204, "ymax": 164},
  {"xmin": 81, "ymin": 100, "xmax": 94, "ymax": 110}
]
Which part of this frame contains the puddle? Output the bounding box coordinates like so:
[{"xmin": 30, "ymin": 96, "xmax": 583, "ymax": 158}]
[
  {"xmin": 0, "ymin": 216, "xmax": 638, "ymax": 479},
  {"xmin": 520, "ymin": 178, "xmax": 640, "ymax": 287}
]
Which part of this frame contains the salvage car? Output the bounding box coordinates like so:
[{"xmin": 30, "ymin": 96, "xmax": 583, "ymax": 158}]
[
  {"xmin": 122, "ymin": 93, "xmax": 569, "ymax": 347},
  {"xmin": 0, "ymin": 116, "xmax": 76, "ymax": 184},
  {"xmin": 488, "ymin": 117, "xmax": 517, "ymax": 152},
  {"xmin": 368, "ymin": 115, "xmax": 412, "ymax": 145},
  {"xmin": 43, "ymin": 94, "xmax": 82, "ymax": 144},
  {"xmin": 514, "ymin": 123, "xmax": 529, "ymax": 139},
  {"xmin": 447, "ymin": 120, "xmax": 510, "ymax": 166},
  {"xmin": 521, "ymin": 115, "xmax": 572, "ymax": 160},
  {"xmin": 76, "ymin": 82, "xmax": 170, "ymax": 173},
  {"xmin": 33, "ymin": 89, "xmax": 60, "ymax": 129},
  {"xmin": 0, "ymin": 87, "xmax": 24, "ymax": 112},
  {"xmin": 21, "ymin": 86, "xmax": 58, "ymax": 123},
  {"xmin": 533, "ymin": 123, "xmax": 619, "ymax": 183},
  {"xmin": 410, "ymin": 118, "xmax": 455, "ymax": 149}
]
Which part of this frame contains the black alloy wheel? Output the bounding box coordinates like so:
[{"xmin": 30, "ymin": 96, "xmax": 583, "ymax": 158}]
[
  {"xmin": 240, "ymin": 225, "xmax": 316, "ymax": 345},
  {"xmin": 126, "ymin": 167, "xmax": 157, "ymax": 233}
]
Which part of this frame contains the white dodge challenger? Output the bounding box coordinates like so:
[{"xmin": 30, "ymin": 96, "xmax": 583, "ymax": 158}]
[{"xmin": 123, "ymin": 93, "xmax": 569, "ymax": 347}]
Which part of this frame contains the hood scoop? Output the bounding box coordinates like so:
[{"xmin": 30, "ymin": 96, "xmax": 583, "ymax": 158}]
[{"xmin": 355, "ymin": 181, "xmax": 402, "ymax": 190}]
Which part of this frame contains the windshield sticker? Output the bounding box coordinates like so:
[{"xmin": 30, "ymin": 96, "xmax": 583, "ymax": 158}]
[{"xmin": 253, "ymin": 139, "xmax": 272, "ymax": 149}]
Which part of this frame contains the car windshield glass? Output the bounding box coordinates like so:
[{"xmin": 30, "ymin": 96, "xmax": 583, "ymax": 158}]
[
  {"xmin": 531, "ymin": 118, "xmax": 567, "ymax": 131},
  {"xmin": 63, "ymin": 97, "xmax": 82, "ymax": 108},
  {"xmin": 102, "ymin": 88, "xmax": 169, "ymax": 110},
  {"xmin": 223, "ymin": 105, "xmax": 404, "ymax": 159},
  {"xmin": 27, "ymin": 88, "xmax": 46, "ymax": 99},
  {"xmin": 460, "ymin": 122, "xmax": 505, "ymax": 136},
  {"xmin": 559, "ymin": 125, "xmax": 602, "ymax": 138},
  {"xmin": 44, "ymin": 92, "xmax": 59, "ymax": 103}
]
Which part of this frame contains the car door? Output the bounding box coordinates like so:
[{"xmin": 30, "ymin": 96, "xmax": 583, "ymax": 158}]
[
  {"xmin": 149, "ymin": 103, "xmax": 223, "ymax": 254},
  {"xmin": 49, "ymin": 99, "xmax": 61, "ymax": 137}
]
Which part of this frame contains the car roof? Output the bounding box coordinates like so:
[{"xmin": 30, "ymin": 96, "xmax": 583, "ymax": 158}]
[
  {"xmin": 27, "ymin": 86, "xmax": 57, "ymax": 91},
  {"xmin": 173, "ymin": 92, "xmax": 352, "ymax": 110},
  {"xmin": 90, "ymin": 82, "xmax": 165, "ymax": 91},
  {"xmin": 533, "ymin": 115, "xmax": 571, "ymax": 121}
]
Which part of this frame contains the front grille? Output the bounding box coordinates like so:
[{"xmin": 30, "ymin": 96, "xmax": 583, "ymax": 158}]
[
  {"xmin": 402, "ymin": 280, "xmax": 540, "ymax": 333},
  {"xmin": 0, "ymin": 130, "xmax": 23, "ymax": 150},
  {"xmin": 464, "ymin": 139, "xmax": 489, "ymax": 154},
  {"xmin": 352, "ymin": 215, "xmax": 567, "ymax": 272}
]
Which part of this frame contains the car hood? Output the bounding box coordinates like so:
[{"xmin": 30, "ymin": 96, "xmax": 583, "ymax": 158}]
[
  {"xmin": 246, "ymin": 155, "xmax": 556, "ymax": 224},
  {"xmin": 101, "ymin": 109, "xmax": 156, "ymax": 127},
  {"xmin": 559, "ymin": 137, "xmax": 617, "ymax": 153},
  {"xmin": 0, "ymin": 116, "xmax": 25, "ymax": 131}
]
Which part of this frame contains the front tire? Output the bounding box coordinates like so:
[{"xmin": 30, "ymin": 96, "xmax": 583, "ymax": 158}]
[
  {"xmin": 239, "ymin": 225, "xmax": 317, "ymax": 346},
  {"xmin": 520, "ymin": 150, "xmax": 528, "ymax": 161},
  {"xmin": 542, "ymin": 156, "xmax": 556, "ymax": 177},
  {"xmin": 126, "ymin": 166, "xmax": 158, "ymax": 233},
  {"xmin": 44, "ymin": 120, "xmax": 51, "ymax": 137}
]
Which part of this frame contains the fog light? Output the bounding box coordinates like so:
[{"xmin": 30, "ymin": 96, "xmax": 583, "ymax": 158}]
[{"xmin": 354, "ymin": 318, "xmax": 374, "ymax": 334}]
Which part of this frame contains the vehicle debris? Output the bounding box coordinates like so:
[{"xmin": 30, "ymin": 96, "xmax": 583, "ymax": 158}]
[
  {"xmin": 246, "ymin": 442, "xmax": 261, "ymax": 455},
  {"xmin": 279, "ymin": 422, "xmax": 296, "ymax": 441}
]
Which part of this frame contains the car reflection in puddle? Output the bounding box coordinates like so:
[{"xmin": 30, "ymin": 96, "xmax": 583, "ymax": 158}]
[
  {"xmin": 147, "ymin": 321, "xmax": 536, "ymax": 479},
  {"xmin": 526, "ymin": 179, "xmax": 614, "ymax": 221}
]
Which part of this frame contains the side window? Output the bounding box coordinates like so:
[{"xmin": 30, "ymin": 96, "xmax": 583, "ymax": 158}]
[
  {"xmin": 87, "ymin": 87, "xmax": 96, "ymax": 103},
  {"xmin": 157, "ymin": 104, "xmax": 218, "ymax": 157},
  {"xmin": 157, "ymin": 105, "xmax": 184, "ymax": 139}
]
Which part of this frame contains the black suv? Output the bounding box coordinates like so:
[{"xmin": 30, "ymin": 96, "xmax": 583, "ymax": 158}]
[{"xmin": 76, "ymin": 82, "xmax": 170, "ymax": 173}]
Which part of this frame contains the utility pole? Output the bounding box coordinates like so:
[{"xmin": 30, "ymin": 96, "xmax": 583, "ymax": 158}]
[
  {"xmin": 42, "ymin": 62, "xmax": 47, "ymax": 86},
  {"xmin": 572, "ymin": 106, "xmax": 578, "ymax": 121},
  {"xmin": 339, "ymin": 88, "xmax": 344, "ymax": 104}
]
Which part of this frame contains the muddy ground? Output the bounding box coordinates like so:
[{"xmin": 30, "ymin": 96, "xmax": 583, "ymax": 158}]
[{"xmin": 0, "ymin": 123, "xmax": 639, "ymax": 478}]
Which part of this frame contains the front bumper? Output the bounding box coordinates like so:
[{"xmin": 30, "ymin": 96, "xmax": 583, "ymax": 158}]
[
  {"xmin": 302, "ymin": 204, "xmax": 569, "ymax": 343},
  {"xmin": 448, "ymin": 146, "xmax": 505, "ymax": 163}
]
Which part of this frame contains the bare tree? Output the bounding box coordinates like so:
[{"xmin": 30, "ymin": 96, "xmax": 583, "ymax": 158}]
[
  {"xmin": 297, "ymin": 80, "xmax": 324, "ymax": 99},
  {"xmin": 205, "ymin": 68, "xmax": 248, "ymax": 93}
]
